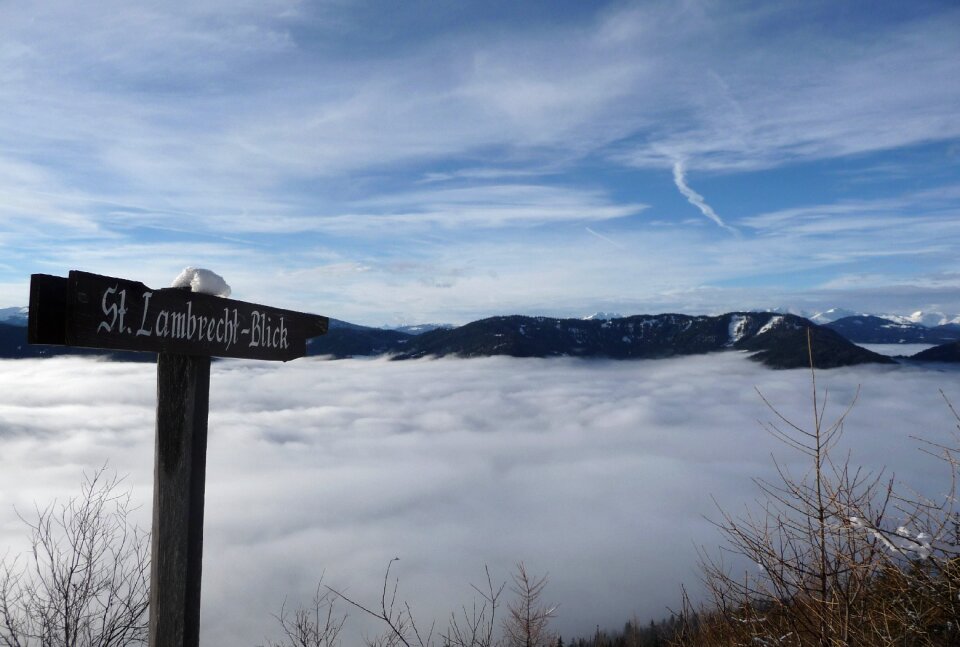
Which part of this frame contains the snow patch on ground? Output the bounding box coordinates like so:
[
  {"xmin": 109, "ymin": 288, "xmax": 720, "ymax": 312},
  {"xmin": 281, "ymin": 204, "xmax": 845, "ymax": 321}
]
[
  {"xmin": 727, "ymin": 315, "xmax": 749, "ymax": 345},
  {"xmin": 757, "ymin": 316, "xmax": 784, "ymax": 336},
  {"xmin": 170, "ymin": 267, "xmax": 232, "ymax": 297},
  {"xmin": 583, "ymin": 312, "xmax": 623, "ymax": 321}
]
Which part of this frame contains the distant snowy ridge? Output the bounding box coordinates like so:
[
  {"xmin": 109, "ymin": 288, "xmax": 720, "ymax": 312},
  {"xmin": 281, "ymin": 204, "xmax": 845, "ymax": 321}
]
[
  {"xmin": 386, "ymin": 323, "xmax": 455, "ymax": 335},
  {"xmin": 880, "ymin": 310, "xmax": 960, "ymax": 327},
  {"xmin": 0, "ymin": 307, "xmax": 28, "ymax": 326},
  {"xmin": 809, "ymin": 308, "xmax": 863, "ymax": 324},
  {"xmin": 772, "ymin": 307, "xmax": 960, "ymax": 329},
  {"xmin": 583, "ymin": 312, "xmax": 624, "ymax": 321}
]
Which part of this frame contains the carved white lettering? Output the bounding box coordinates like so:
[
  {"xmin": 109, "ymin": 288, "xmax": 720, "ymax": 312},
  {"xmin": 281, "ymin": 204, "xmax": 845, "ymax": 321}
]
[
  {"xmin": 98, "ymin": 287, "xmax": 117, "ymax": 333},
  {"xmin": 171, "ymin": 312, "xmax": 187, "ymax": 339},
  {"xmin": 222, "ymin": 308, "xmax": 239, "ymax": 351},
  {"xmin": 98, "ymin": 286, "xmax": 127, "ymax": 333},
  {"xmin": 186, "ymin": 301, "xmax": 196, "ymax": 340},
  {"xmin": 136, "ymin": 292, "xmax": 153, "ymax": 337},
  {"xmin": 205, "ymin": 317, "xmax": 215, "ymax": 342},
  {"xmin": 249, "ymin": 311, "xmax": 261, "ymax": 347},
  {"xmin": 156, "ymin": 311, "xmax": 169, "ymax": 337},
  {"xmin": 91, "ymin": 283, "xmax": 298, "ymax": 356}
]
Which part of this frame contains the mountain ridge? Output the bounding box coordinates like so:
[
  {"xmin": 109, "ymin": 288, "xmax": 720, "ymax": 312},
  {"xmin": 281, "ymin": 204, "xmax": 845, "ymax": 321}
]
[
  {"xmin": 382, "ymin": 312, "xmax": 892, "ymax": 369},
  {"xmin": 4, "ymin": 307, "xmax": 960, "ymax": 368},
  {"xmin": 823, "ymin": 315, "xmax": 960, "ymax": 344}
]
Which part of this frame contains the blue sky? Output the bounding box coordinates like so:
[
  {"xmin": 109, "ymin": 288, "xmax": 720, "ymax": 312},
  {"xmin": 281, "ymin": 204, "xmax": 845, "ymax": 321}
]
[{"xmin": 1, "ymin": 0, "xmax": 958, "ymax": 325}]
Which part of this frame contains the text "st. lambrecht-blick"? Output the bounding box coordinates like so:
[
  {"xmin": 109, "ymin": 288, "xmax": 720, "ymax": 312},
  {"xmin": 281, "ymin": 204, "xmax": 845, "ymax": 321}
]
[{"xmin": 97, "ymin": 285, "xmax": 289, "ymax": 351}]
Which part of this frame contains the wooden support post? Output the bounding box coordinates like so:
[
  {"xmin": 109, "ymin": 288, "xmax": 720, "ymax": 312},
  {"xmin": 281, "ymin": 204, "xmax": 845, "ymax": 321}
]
[{"xmin": 149, "ymin": 353, "xmax": 212, "ymax": 647}]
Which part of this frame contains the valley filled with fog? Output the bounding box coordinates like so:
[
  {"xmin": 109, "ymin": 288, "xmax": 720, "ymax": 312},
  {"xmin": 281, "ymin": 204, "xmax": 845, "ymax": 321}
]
[{"xmin": 0, "ymin": 353, "xmax": 957, "ymax": 645}]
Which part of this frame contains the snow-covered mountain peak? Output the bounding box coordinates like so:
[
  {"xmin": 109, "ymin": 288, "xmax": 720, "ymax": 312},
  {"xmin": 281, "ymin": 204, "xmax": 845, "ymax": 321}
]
[
  {"xmin": 583, "ymin": 312, "xmax": 624, "ymax": 321},
  {"xmin": 809, "ymin": 308, "xmax": 862, "ymax": 324},
  {"xmin": 877, "ymin": 310, "xmax": 960, "ymax": 327},
  {"xmin": 0, "ymin": 307, "xmax": 28, "ymax": 326},
  {"xmin": 907, "ymin": 311, "xmax": 958, "ymax": 327},
  {"xmin": 763, "ymin": 305, "xmax": 809, "ymax": 317}
]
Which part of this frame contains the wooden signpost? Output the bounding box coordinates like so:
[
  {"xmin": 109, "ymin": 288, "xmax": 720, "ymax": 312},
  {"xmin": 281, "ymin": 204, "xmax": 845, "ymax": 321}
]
[{"xmin": 28, "ymin": 270, "xmax": 329, "ymax": 647}]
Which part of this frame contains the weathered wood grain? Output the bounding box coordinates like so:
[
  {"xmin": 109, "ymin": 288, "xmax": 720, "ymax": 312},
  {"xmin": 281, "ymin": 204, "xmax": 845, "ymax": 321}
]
[{"xmin": 149, "ymin": 353, "xmax": 211, "ymax": 647}]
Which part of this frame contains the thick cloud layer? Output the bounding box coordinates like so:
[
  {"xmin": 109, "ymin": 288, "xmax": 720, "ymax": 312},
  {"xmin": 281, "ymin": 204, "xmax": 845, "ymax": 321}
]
[{"xmin": 0, "ymin": 355, "xmax": 957, "ymax": 644}]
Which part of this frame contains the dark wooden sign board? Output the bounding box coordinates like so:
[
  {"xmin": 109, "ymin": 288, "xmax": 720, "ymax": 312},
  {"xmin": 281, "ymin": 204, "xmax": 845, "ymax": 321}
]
[
  {"xmin": 28, "ymin": 271, "xmax": 329, "ymax": 647},
  {"xmin": 30, "ymin": 271, "xmax": 328, "ymax": 361}
]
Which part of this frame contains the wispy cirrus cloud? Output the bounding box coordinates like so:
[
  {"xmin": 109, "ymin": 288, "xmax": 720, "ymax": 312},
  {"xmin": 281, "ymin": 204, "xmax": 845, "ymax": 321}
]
[
  {"xmin": 0, "ymin": 1, "xmax": 957, "ymax": 320},
  {"xmin": 9, "ymin": 1, "xmax": 956, "ymax": 205},
  {"xmin": 742, "ymin": 188, "xmax": 960, "ymax": 239},
  {"xmin": 328, "ymin": 184, "xmax": 647, "ymax": 231},
  {"xmin": 617, "ymin": 5, "xmax": 960, "ymax": 173}
]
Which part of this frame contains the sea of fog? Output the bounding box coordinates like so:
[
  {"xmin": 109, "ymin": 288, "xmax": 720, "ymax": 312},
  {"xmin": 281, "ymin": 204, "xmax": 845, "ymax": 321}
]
[
  {"xmin": 0, "ymin": 353, "xmax": 958, "ymax": 645},
  {"xmin": 858, "ymin": 343, "xmax": 937, "ymax": 356}
]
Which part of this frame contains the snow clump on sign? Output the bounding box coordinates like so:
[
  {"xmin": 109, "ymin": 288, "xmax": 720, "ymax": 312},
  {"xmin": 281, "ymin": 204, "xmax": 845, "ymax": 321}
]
[{"xmin": 170, "ymin": 267, "xmax": 232, "ymax": 297}]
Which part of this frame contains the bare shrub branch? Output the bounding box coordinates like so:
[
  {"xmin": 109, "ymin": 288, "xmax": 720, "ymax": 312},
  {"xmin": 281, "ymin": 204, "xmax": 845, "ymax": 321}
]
[
  {"xmin": 503, "ymin": 562, "xmax": 556, "ymax": 647},
  {"xmin": 0, "ymin": 468, "xmax": 150, "ymax": 647},
  {"xmin": 260, "ymin": 575, "xmax": 346, "ymax": 647},
  {"xmin": 323, "ymin": 561, "xmax": 553, "ymax": 647},
  {"xmin": 677, "ymin": 331, "xmax": 960, "ymax": 647}
]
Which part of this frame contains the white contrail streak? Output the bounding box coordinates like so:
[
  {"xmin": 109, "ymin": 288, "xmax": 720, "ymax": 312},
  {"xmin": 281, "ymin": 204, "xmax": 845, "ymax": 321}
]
[
  {"xmin": 672, "ymin": 160, "xmax": 737, "ymax": 234},
  {"xmin": 585, "ymin": 226, "xmax": 626, "ymax": 249}
]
